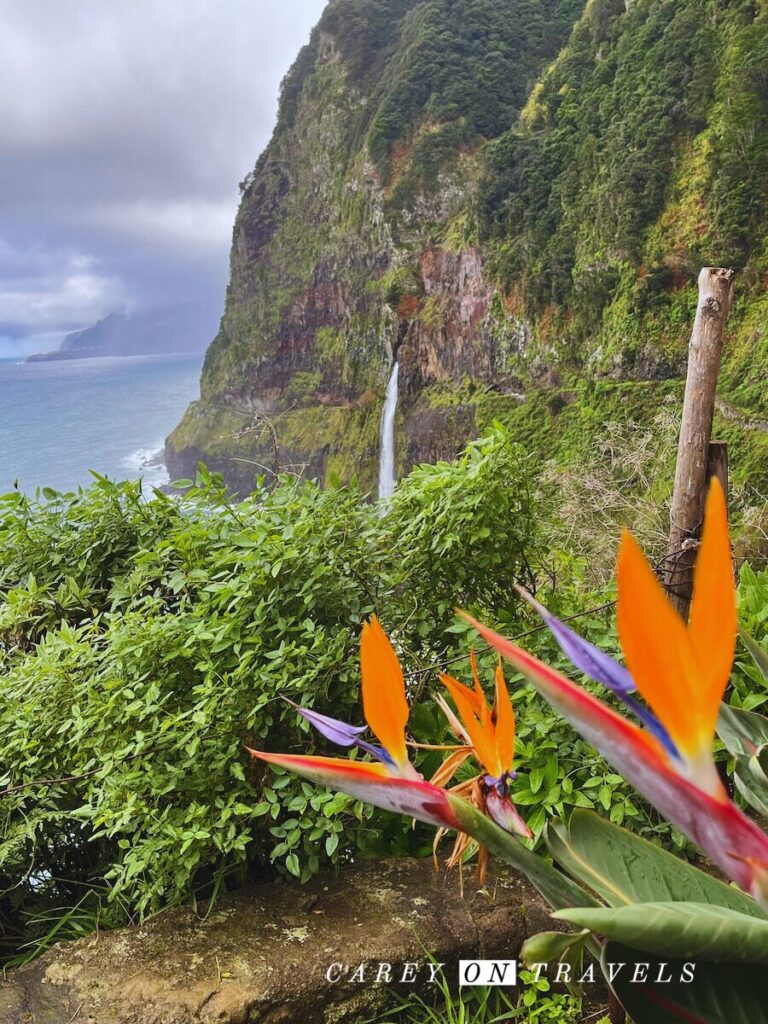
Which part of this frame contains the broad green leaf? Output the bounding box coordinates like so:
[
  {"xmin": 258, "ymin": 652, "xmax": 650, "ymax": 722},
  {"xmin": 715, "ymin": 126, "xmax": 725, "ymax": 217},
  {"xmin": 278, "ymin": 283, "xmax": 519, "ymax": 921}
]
[
  {"xmin": 752, "ymin": 745, "xmax": 768, "ymax": 787},
  {"xmin": 740, "ymin": 627, "xmax": 768, "ymax": 681},
  {"xmin": 603, "ymin": 941, "xmax": 768, "ymax": 1024},
  {"xmin": 733, "ymin": 761, "xmax": 768, "ymax": 818},
  {"xmin": 447, "ymin": 796, "xmax": 598, "ymax": 913},
  {"xmin": 557, "ymin": 902, "xmax": 768, "ymax": 963},
  {"xmin": 719, "ymin": 705, "xmax": 768, "ymax": 816},
  {"xmin": 528, "ymin": 765, "xmax": 544, "ymax": 793},
  {"xmin": 546, "ymin": 809, "xmax": 764, "ymax": 918},
  {"xmin": 520, "ymin": 929, "xmax": 589, "ymax": 966},
  {"xmin": 718, "ymin": 702, "xmax": 768, "ymax": 756}
]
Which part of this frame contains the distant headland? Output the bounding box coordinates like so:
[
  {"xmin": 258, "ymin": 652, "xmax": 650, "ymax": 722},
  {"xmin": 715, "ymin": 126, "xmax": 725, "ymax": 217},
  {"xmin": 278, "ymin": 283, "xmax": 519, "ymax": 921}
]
[{"xmin": 27, "ymin": 302, "xmax": 218, "ymax": 362}]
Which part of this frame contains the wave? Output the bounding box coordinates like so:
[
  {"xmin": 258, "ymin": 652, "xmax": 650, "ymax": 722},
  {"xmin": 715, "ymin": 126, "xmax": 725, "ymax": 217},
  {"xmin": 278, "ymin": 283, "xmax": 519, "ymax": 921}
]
[{"xmin": 121, "ymin": 443, "xmax": 169, "ymax": 489}]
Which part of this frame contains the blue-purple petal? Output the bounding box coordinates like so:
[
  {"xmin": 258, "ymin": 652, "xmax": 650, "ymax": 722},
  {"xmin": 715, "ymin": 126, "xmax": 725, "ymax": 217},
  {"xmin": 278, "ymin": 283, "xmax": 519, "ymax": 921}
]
[
  {"xmin": 284, "ymin": 698, "xmax": 396, "ymax": 766},
  {"xmin": 356, "ymin": 740, "xmax": 396, "ymax": 766},
  {"xmin": 517, "ymin": 589, "xmax": 681, "ymax": 761},
  {"xmin": 483, "ymin": 770, "xmax": 518, "ymax": 795},
  {"xmin": 619, "ymin": 694, "xmax": 681, "ymax": 761},
  {"xmin": 523, "ymin": 592, "xmax": 635, "ymax": 695},
  {"xmin": 285, "ymin": 699, "xmax": 366, "ymax": 747}
]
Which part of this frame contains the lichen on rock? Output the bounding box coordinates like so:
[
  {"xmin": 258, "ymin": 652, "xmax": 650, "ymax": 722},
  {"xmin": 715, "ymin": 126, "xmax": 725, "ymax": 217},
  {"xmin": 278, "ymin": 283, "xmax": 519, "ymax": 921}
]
[{"xmin": 0, "ymin": 858, "xmax": 555, "ymax": 1024}]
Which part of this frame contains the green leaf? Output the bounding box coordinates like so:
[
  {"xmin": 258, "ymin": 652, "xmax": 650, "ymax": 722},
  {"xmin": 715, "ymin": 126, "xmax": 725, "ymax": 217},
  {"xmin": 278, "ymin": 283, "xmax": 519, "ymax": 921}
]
[
  {"xmin": 718, "ymin": 702, "xmax": 768, "ymax": 757},
  {"xmin": 448, "ymin": 796, "xmax": 598, "ymax": 912},
  {"xmin": 750, "ymin": 745, "xmax": 768, "ymax": 788},
  {"xmin": 733, "ymin": 760, "xmax": 768, "ymax": 818},
  {"xmin": 528, "ymin": 766, "xmax": 544, "ymax": 793},
  {"xmin": 557, "ymin": 902, "xmax": 768, "ymax": 963},
  {"xmin": 718, "ymin": 704, "xmax": 768, "ymax": 816},
  {"xmin": 546, "ymin": 809, "xmax": 764, "ymax": 918},
  {"xmin": 521, "ymin": 929, "xmax": 589, "ymax": 967},
  {"xmin": 740, "ymin": 627, "xmax": 768, "ymax": 681},
  {"xmin": 603, "ymin": 941, "xmax": 768, "ymax": 1024}
]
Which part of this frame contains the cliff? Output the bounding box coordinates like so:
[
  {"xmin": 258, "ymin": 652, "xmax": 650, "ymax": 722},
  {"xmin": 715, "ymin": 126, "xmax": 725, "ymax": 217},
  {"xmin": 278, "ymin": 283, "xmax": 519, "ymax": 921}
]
[{"xmin": 166, "ymin": 0, "xmax": 768, "ymax": 495}]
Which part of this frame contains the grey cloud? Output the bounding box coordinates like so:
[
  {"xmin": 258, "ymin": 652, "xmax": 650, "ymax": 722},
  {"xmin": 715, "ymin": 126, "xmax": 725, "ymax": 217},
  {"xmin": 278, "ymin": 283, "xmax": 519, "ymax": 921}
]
[{"xmin": 0, "ymin": 0, "xmax": 326, "ymax": 351}]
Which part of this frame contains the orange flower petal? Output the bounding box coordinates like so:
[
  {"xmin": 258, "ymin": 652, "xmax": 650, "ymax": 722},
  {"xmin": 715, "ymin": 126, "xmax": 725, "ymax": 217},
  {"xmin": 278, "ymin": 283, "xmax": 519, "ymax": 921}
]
[
  {"xmin": 617, "ymin": 531, "xmax": 708, "ymax": 759},
  {"xmin": 441, "ymin": 672, "xmax": 501, "ymax": 778},
  {"xmin": 360, "ymin": 615, "xmax": 410, "ymax": 767},
  {"xmin": 433, "ymin": 691, "xmax": 472, "ymax": 744},
  {"xmin": 440, "ymin": 672, "xmax": 483, "ymax": 716},
  {"xmin": 687, "ymin": 478, "xmax": 736, "ymax": 722},
  {"xmin": 493, "ymin": 662, "xmax": 516, "ymax": 773},
  {"xmin": 428, "ymin": 746, "xmax": 474, "ymax": 788},
  {"xmin": 469, "ymin": 650, "xmax": 490, "ymax": 723}
]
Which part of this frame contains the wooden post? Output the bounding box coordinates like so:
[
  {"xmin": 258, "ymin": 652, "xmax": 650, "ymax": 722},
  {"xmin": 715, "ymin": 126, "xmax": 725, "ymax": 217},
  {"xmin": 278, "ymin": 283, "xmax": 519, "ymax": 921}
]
[
  {"xmin": 665, "ymin": 268, "xmax": 734, "ymax": 620},
  {"xmin": 706, "ymin": 441, "xmax": 728, "ymax": 499}
]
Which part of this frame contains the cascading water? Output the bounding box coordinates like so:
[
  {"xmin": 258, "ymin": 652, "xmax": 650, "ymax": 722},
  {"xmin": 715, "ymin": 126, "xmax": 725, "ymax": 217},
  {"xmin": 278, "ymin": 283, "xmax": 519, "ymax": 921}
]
[{"xmin": 377, "ymin": 361, "xmax": 399, "ymax": 504}]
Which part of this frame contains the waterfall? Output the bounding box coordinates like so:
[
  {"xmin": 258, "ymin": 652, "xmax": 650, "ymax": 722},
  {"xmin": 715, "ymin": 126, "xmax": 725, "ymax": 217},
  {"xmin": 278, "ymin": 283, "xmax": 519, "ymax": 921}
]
[{"xmin": 378, "ymin": 361, "xmax": 399, "ymax": 503}]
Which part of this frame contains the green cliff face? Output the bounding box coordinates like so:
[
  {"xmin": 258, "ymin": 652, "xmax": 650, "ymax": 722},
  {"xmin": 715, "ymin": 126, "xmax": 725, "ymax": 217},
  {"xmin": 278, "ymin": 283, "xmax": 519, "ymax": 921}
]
[{"xmin": 166, "ymin": 0, "xmax": 768, "ymax": 495}]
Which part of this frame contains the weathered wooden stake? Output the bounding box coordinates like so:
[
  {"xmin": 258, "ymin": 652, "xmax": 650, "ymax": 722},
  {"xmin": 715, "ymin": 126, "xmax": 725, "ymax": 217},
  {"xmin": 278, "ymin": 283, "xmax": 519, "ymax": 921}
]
[
  {"xmin": 706, "ymin": 441, "xmax": 729, "ymax": 500},
  {"xmin": 665, "ymin": 268, "xmax": 734, "ymax": 620}
]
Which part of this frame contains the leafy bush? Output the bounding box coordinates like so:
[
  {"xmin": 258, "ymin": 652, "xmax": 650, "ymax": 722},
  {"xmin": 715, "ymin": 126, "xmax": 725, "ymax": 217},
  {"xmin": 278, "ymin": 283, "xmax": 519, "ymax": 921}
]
[
  {"xmin": 733, "ymin": 563, "xmax": 768, "ymax": 715},
  {"xmin": 376, "ymin": 427, "xmax": 539, "ymax": 633},
  {"xmin": 2, "ymin": 425, "xmax": 732, "ymax": 962},
  {"xmin": 0, "ymin": 473, "xmax": 379, "ymax": 955},
  {"xmin": 0, "ymin": 428, "xmax": 552, "ymax": 959}
]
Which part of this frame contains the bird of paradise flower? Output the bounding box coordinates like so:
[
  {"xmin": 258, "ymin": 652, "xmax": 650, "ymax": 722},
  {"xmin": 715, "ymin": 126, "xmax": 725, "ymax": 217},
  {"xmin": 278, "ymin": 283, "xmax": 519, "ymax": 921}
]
[
  {"xmin": 250, "ymin": 616, "xmax": 531, "ymax": 879},
  {"xmin": 248, "ymin": 478, "xmax": 768, "ymax": 906}
]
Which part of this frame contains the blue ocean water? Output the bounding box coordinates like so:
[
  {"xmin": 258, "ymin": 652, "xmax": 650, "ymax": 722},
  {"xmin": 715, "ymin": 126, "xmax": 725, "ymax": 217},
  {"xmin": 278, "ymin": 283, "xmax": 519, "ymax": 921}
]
[{"xmin": 0, "ymin": 353, "xmax": 203, "ymax": 493}]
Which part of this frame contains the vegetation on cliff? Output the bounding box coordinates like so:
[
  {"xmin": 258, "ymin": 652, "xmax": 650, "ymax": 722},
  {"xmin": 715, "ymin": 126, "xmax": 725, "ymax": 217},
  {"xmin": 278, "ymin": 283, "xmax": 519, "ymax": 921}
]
[
  {"xmin": 481, "ymin": 0, "xmax": 768, "ymax": 367},
  {"xmin": 166, "ymin": 0, "xmax": 768, "ymax": 501}
]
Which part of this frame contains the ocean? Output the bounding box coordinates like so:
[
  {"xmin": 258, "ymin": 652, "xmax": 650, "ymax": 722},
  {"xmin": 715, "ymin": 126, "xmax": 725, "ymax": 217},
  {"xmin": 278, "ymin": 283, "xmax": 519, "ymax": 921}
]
[{"xmin": 0, "ymin": 353, "xmax": 203, "ymax": 494}]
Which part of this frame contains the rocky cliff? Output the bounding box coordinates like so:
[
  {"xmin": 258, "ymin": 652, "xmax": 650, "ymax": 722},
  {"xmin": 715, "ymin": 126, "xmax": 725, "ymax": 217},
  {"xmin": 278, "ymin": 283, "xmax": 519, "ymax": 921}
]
[{"xmin": 166, "ymin": 0, "xmax": 768, "ymax": 494}]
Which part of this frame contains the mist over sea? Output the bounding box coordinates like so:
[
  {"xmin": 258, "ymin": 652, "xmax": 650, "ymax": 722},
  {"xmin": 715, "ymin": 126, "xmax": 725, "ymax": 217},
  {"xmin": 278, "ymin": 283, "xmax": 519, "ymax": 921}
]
[{"xmin": 0, "ymin": 353, "xmax": 203, "ymax": 493}]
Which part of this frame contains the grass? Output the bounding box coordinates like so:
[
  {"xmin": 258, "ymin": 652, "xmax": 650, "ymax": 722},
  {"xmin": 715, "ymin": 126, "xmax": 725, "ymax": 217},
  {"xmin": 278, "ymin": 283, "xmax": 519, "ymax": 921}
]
[{"xmin": 362, "ymin": 960, "xmax": 601, "ymax": 1024}]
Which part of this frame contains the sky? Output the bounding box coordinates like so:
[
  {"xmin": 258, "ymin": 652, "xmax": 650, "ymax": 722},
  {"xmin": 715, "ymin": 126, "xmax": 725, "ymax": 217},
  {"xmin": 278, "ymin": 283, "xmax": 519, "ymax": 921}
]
[{"xmin": 0, "ymin": 0, "xmax": 327, "ymax": 357}]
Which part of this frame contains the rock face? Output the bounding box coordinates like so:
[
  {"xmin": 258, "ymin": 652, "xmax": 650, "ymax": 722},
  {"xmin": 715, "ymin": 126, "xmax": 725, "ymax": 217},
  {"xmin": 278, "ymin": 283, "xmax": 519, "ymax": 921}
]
[
  {"xmin": 0, "ymin": 859, "xmax": 555, "ymax": 1024},
  {"xmin": 165, "ymin": 0, "xmax": 581, "ymax": 494},
  {"xmin": 165, "ymin": 0, "xmax": 768, "ymax": 494}
]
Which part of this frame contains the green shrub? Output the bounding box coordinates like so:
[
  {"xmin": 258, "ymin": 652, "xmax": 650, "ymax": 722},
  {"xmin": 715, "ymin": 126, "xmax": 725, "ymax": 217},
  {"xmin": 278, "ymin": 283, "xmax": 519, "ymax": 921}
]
[
  {"xmin": 0, "ymin": 426, "xmax": 710, "ymax": 961},
  {"xmin": 0, "ymin": 428, "xmax": 547, "ymax": 958},
  {"xmin": 0, "ymin": 475, "xmax": 380, "ymax": 950}
]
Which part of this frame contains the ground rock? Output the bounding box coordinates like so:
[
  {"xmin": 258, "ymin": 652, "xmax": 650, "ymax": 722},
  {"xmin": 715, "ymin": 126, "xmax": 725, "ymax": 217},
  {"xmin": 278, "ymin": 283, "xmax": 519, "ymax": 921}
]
[{"xmin": 0, "ymin": 858, "xmax": 554, "ymax": 1024}]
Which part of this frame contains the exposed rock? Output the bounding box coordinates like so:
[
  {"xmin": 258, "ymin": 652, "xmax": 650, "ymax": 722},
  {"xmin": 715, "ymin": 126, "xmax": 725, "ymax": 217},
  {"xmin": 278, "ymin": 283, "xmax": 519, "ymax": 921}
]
[
  {"xmin": 163, "ymin": 0, "xmax": 768, "ymax": 496},
  {"xmin": 164, "ymin": 2, "xmax": 576, "ymax": 493},
  {"xmin": 0, "ymin": 859, "xmax": 555, "ymax": 1024}
]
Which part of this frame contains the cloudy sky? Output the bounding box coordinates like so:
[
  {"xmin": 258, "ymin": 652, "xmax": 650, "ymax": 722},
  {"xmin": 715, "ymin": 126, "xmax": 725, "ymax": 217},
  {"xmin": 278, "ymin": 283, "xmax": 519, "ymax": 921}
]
[{"xmin": 0, "ymin": 0, "xmax": 326, "ymax": 356}]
